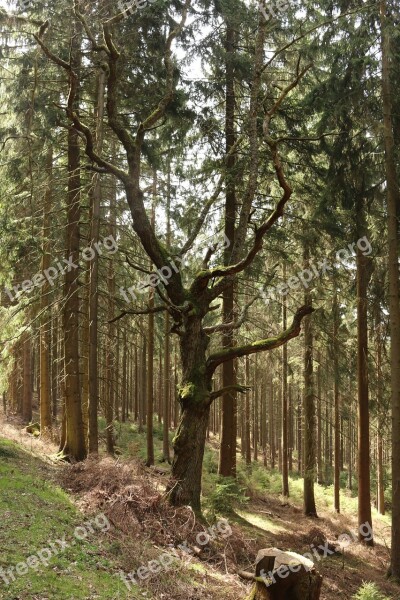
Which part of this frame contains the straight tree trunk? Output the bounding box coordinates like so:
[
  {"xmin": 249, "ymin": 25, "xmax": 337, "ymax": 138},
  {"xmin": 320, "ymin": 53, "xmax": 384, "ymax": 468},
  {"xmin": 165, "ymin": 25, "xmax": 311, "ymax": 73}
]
[
  {"xmin": 105, "ymin": 161, "xmax": 117, "ymax": 455},
  {"xmin": 163, "ymin": 309, "xmax": 171, "ymax": 462},
  {"xmin": 380, "ymin": 0, "xmax": 400, "ymax": 576},
  {"xmin": 253, "ymin": 355, "xmax": 259, "ymax": 462},
  {"xmin": 270, "ymin": 378, "xmax": 275, "ymax": 469},
  {"xmin": 219, "ymin": 13, "xmax": 237, "ymax": 478},
  {"xmin": 324, "ymin": 390, "xmax": 330, "ymax": 483},
  {"xmin": 115, "ymin": 331, "xmax": 120, "ymax": 421},
  {"xmin": 88, "ymin": 69, "xmax": 106, "ymax": 454},
  {"xmin": 303, "ymin": 245, "xmax": 317, "ymax": 517},
  {"xmin": 377, "ymin": 431, "xmax": 385, "ymax": 515},
  {"xmin": 51, "ymin": 307, "xmax": 59, "ymax": 420},
  {"xmin": 146, "ymin": 178, "xmax": 156, "ymax": 467},
  {"xmin": 163, "ymin": 162, "xmax": 171, "ymax": 463},
  {"xmin": 61, "ymin": 28, "xmax": 86, "ymax": 460},
  {"xmin": 348, "ymin": 394, "xmax": 353, "ymax": 491},
  {"xmin": 134, "ymin": 340, "xmax": 139, "ymax": 421},
  {"xmin": 140, "ymin": 336, "xmax": 147, "ymax": 432},
  {"xmin": 297, "ymin": 393, "xmax": 302, "ymax": 475},
  {"xmin": 122, "ymin": 329, "xmax": 127, "ymax": 423},
  {"xmin": 333, "ymin": 290, "xmax": 340, "ymax": 513},
  {"xmin": 316, "ymin": 353, "xmax": 323, "ymax": 484},
  {"xmin": 282, "ymin": 282, "xmax": 289, "ymax": 496},
  {"xmin": 40, "ymin": 145, "xmax": 53, "ymax": 437},
  {"xmin": 22, "ymin": 332, "xmax": 32, "ymax": 424},
  {"xmin": 245, "ymin": 356, "xmax": 252, "ymax": 465},
  {"xmin": 356, "ymin": 207, "xmax": 374, "ymax": 545},
  {"xmin": 261, "ymin": 377, "xmax": 267, "ymax": 466},
  {"xmin": 288, "ymin": 382, "xmax": 293, "ymax": 472}
]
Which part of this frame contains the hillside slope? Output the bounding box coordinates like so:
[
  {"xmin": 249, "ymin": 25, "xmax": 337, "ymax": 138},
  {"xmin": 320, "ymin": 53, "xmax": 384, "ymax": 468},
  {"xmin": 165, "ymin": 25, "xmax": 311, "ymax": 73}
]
[{"xmin": 0, "ymin": 420, "xmax": 398, "ymax": 600}]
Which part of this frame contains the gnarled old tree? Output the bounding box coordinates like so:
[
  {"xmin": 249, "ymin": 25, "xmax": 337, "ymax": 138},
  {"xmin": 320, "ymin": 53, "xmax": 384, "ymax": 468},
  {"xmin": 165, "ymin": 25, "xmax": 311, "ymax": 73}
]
[{"xmin": 34, "ymin": 2, "xmax": 312, "ymax": 510}]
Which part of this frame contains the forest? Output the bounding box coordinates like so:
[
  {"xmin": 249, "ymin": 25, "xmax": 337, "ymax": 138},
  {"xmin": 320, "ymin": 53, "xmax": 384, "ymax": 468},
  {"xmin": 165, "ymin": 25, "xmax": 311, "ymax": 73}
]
[{"xmin": 0, "ymin": 0, "xmax": 399, "ymax": 598}]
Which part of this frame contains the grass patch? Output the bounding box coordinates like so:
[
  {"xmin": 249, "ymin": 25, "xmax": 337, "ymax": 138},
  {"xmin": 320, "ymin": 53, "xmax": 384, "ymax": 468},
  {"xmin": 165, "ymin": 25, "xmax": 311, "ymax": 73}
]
[{"xmin": 0, "ymin": 437, "xmax": 138, "ymax": 599}]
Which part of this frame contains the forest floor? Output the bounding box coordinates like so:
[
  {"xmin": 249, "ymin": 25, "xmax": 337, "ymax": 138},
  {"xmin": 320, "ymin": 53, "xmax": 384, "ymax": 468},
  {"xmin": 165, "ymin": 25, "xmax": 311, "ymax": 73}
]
[{"xmin": 0, "ymin": 415, "xmax": 399, "ymax": 600}]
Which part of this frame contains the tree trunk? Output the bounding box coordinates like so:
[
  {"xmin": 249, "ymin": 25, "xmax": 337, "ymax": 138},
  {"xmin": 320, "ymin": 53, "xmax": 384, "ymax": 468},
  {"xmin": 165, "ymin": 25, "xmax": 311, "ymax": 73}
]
[
  {"xmin": 22, "ymin": 332, "xmax": 32, "ymax": 424},
  {"xmin": 219, "ymin": 13, "xmax": 237, "ymax": 478},
  {"xmin": 270, "ymin": 378, "xmax": 275, "ymax": 469},
  {"xmin": 140, "ymin": 336, "xmax": 147, "ymax": 432},
  {"xmin": 333, "ymin": 290, "xmax": 340, "ymax": 513},
  {"xmin": 254, "ymin": 355, "xmax": 259, "ymax": 462},
  {"xmin": 245, "ymin": 356, "xmax": 252, "ymax": 465},
  {"xmin": 88, "ymin": 69, "xmax": 105, "ymax": 455},
  {"xmin": 122, "ymin": 329, "xmax": 127, "ymax": 423},
  {"xmin": 303, "ymin": 246, "xmax": 317, "ymax": 516},
  {"xmin": 377, "ymin": 431, "xmax": 385, "ymax": 516},
  {"xmin": 146, "ymin": 181, "xmax": 156, "ymax": 467},
  {"xmin": 356, "ymin": 219, "xmax": 373, "ymax": 545},
  {"xmin": 61, "ymin": 30, "xmax": 86, "ymax": 460},
  {"xmin": 40, "ymin": 145, "xmax": 53, "ymax": 437},
  {"xmin": 282, "ymin": 283, "xmax": 289, "ymax": 496},
  {"xmin": 316, "ymin": 353, "xmax": 323, "ymax": 484},
  {"xmin": 168, "ymin": 319, "xmax": 211, "ymax": 511},
  {"xmin": 380, "ymin": 0, "xmax": 400, "ymax": 577},
  {"xmin": 288, "ymin": 383, "xmax": 293, "ymax": 472},
  {"xmin": 105, "ymin": 160, "xmax": 117, "ymax": 456}
]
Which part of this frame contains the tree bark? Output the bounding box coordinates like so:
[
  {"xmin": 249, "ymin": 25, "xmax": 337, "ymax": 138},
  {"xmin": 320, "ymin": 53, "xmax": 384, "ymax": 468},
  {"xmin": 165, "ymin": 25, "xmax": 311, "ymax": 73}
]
[
  {"xmin": 40, "ymin": 145, "xmax": 53, "ymax": 437},
  {"xmin": 219, "ymin": 12, "xmax": 237, "ymax": 478},
  {"xmin": 356, "ymin": 210, "xmax": 374, "ymax": 545},
  {"xmin": 380, "ymin": 0, "xmax": 400, "ymax": 574},
  {"xmin": 282, "ymin": 278, "xmax": 289, "ymax": 496},
  {"xmin": 105, "ymin": 155, "xmax": 117, "ymax": 455},
  {"xmin": 163, "ymin": 162, "xmax": 172, "ymax": 463},
  {"xmin": 245, "ymin": 356, "xmax": 252, "ymax": 465},
  {"xmin": 316, "ymin": 352, "xmax": 323, "ymax": 484},
  {"xmin": 88, "ymin": 69, "xmax": 106, "ymax": 454},
  {"xmin": 168, "ymin": 317, "xmax": 211, "ymax": 511},
  {"xmin": 303, "ymin": 245, "xmax": 317, "ymax": 516},
  {"xmin": 333, "ymin": 290, "xmax": 340, "ymax": 513},
  {"xmin": 22, "ymin": 332, "xmax": 32, "ymax": 424},
  {"xmin": 61, "ymin": 27, "xmax": 85, "ymax": 460},
  {"xmin": 146, "ymin": 177, "xmax": 156, "ymax": 467}
]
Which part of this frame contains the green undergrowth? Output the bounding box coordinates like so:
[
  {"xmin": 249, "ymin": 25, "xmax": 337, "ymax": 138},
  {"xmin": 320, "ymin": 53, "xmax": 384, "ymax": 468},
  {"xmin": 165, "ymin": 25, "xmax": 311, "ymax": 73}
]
[
  {"xmin": 352, "ymin": 582, "xmax": 392, "ymax": 600},
  {"xmin": 0, "ymin": 438, "xmax": 136, "ymax": 600},
  {"xmin": 99, "ymin": 417, "xmax": 173, "ymax": 464},
  {"xmin": 0, "ymin": 435, "xmax": 247, "ymax": 600},
  {"xmin": 103, "ymin": 419, "xmax": 392, "ymax": 529}
]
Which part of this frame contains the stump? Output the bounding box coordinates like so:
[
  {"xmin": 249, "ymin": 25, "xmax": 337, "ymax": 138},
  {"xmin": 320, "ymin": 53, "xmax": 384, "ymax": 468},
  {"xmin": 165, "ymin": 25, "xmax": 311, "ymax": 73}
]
[
  {"xmin": 248, "ymin": 547, "xmax": 323, "ymax": 600},
  {"xmin": 25, "ymin": 422, "xmax": 40, "ymax": 437}
]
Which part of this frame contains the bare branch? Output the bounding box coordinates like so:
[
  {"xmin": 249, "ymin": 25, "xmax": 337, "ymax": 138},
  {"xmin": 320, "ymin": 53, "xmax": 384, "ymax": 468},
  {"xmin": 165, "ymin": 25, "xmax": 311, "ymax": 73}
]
[
  {"xmin": 194, "ymin": 66, "xmax": 311, "ymax": 302},
  {"xmin": 206, "ymin": 305, "xmax": 314, "ymax": 375},
  {"xmin": 203, "ymin": 293, "xmax": 258, "ymax": 334},
  {"xmin": 209, "ymin": 384, "xmax": 251, "ymax": 403},
  {"xmin": 141, "ymin": 0, "xmax": 191, "ymax": 132},
  {"xmin": 109, "ymin": 305, "xmax": 167, "ymax": 323},
  {"xmin": 73, "ymin": 1, "xmax": 109, "ymax": 54}
]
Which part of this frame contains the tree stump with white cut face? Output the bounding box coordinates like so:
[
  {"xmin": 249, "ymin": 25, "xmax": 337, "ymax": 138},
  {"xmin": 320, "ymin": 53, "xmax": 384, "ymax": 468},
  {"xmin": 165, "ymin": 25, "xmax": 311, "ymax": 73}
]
[{"xmin": 247, "ymin": 548, "xmax": 323, "ymax": 600}]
